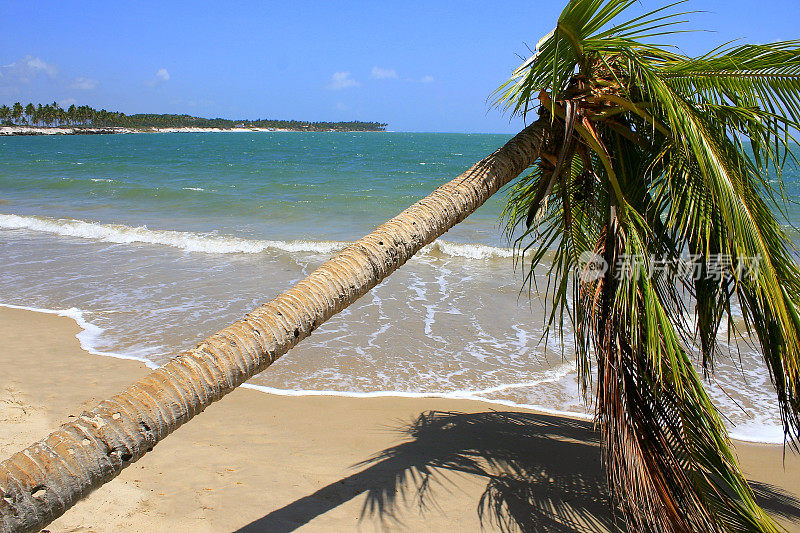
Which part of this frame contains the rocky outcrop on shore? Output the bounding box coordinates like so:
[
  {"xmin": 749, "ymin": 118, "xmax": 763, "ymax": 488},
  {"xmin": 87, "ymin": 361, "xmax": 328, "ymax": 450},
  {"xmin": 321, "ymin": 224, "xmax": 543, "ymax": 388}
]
[
  {"xmin": 0, "ymin": 126, "xmax": 385, "ymax": 135},
  {"xmin": 0, "ymin": 126, "xmax": 130, "ymax": 136}
]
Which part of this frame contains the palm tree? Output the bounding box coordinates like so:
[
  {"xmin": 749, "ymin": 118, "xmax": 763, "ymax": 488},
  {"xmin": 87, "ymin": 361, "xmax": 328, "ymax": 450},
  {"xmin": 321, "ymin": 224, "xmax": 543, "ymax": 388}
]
[
  {"xmin": 0, "ymin": 119, "xmax": 547, "ymax": 532},
  {"xmin": 10, "ymin": 102, "xmax": 23, "ymax": 125},
  {"xmin": 23, "ymin": 103, "xmax": 34, "ymax": 126},
  {"xmin": 1, "ymin": 2, "xmax": 798, "ymax": 532},
  {"xmin": 67, "ymin": 104, "xmax": 77, "ymax": 126},
  {"xmin": 493, "ymin": 0, "xmax": 800, "ymax": 531},
  {"xmin": 0, "ymin": 105, "xmax": 10, "ymax": 124},
  {"xmin": 49, "ymin": 102, "xmax": 62, "ymax": 127}
]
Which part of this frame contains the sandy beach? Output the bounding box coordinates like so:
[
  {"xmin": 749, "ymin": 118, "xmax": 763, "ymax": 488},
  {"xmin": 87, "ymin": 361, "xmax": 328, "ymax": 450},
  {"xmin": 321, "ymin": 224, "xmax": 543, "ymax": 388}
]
[
  {"xmin": 0, "ymin": 126, "xmax": 132, "ymax": 136},
  {"xmin": 0, "ymin": 126, "xmax": 330, "ymax": 136},
  {"xmin": 0, "ymin": 307, "xmax": 798, "ymax": 532}
]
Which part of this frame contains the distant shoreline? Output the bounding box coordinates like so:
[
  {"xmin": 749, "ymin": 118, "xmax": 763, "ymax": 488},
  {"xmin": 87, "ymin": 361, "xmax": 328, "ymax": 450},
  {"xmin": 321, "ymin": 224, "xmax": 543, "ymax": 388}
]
[{"xmin": 0, "ymin": 125, "xmax": 386, "ymax": 136}]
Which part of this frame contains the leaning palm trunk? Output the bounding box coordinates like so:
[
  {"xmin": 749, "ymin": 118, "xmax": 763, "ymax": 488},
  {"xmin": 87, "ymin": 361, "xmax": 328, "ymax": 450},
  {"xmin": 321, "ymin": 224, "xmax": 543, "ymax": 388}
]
[{"xmin": 0, "ymin": 123, "xmax": 545, "ymax": 533}]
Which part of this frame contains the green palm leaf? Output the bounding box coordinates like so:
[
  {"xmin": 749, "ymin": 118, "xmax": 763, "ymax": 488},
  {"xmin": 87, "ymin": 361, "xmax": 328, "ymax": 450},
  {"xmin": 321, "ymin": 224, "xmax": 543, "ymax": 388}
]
[{"xmin": 496, "ymin": 0, "xmax": 800, "ymax": 530}]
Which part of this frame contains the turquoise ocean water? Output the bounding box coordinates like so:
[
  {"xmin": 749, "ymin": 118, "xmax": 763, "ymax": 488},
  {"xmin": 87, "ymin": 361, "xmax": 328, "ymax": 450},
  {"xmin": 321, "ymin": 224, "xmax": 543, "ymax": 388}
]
[{"xmin": 0, "ymin": 131, "xmax": 796, "ymax": 442}]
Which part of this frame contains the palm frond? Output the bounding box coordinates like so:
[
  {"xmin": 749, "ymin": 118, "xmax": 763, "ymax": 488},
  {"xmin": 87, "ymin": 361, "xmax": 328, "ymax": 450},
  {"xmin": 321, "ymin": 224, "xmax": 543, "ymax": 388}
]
[
  {"xmin": 496, "ymin": 0, "xmax": 800, "ymax": 530},
  {"xmin": 660, "ymin": 41, "xmax": 800, "ymax": 174}
]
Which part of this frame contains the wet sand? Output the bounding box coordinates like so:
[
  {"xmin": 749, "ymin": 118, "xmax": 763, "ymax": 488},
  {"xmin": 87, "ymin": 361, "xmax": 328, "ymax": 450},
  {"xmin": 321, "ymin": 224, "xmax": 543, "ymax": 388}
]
[{"xmin": 1, "ymin": 306, "xmax": 799, "ymax": 532}]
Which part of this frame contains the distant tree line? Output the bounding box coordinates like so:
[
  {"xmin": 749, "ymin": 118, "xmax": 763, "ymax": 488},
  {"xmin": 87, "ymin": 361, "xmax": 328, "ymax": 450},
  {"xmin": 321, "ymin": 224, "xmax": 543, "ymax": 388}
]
[
  {"xmin": 0, "ymin": 102, "xmax": 387, "ymax": 131},
  {"xmin": 0, "ymin": 102, "xmax": 123, "ymax": 128}
]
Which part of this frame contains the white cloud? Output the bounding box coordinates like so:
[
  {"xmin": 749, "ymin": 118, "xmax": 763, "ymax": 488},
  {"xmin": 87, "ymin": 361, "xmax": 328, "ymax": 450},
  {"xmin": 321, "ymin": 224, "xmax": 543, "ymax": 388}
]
[
  {"xmin": 69, "ymin": 77, "xmax": 97, "ymax": 90},
  {"xmin": 0, "ymin": 55, "xmax": 58, "ymax": 85},
  {"xmin": 145, "ymin": 68, "xmax": 171, "ymax": 87},
  {"xmin": 24, "ymin": 56, "xmax": 58, "ymax": 77},
  {"xmin": 0, "ymin": 55, "xmax": 100, "ymax": 99},
  {"xmin": 371, "ymin": 66, "xmax": 398, "ymax": 80},
  {"xmin": 59, "ymin": 98, "xmax": 78, "ymax": 107},
  {"xmin": 0, "ymin": 55, "xmax": 61, "ymax": 97},
  {"xmin": 335, "ymin": 102, "xmax": 348, "ymax": 111},
  {"xmin": 420, "ymin": 75, "xmax": 434, "ymax": 83},
  {"xmin": 327, "ymin": 71, "xmax": 359, "ymax": 90}
]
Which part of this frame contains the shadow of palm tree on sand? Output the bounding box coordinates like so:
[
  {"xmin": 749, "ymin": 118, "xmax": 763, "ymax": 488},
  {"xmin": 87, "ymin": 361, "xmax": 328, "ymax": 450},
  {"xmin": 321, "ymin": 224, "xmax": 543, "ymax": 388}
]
[{"xmin": 237, "ymin": 410, "xmax": 800, "ymax": 532}]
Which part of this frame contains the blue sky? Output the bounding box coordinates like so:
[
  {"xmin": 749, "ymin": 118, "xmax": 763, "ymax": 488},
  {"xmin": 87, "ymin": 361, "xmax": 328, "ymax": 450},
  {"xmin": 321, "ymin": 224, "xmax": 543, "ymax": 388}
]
[{"xmin": 1, "ymin": 0, "xmax": 799, "ymax": 133}]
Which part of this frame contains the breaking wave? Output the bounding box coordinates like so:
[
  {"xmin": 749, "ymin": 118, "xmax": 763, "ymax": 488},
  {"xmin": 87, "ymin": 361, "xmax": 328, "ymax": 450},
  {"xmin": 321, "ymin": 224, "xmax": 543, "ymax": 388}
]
[{"xmin": 0, "ymin": 213, "xmax": 516, "ymax": 259}]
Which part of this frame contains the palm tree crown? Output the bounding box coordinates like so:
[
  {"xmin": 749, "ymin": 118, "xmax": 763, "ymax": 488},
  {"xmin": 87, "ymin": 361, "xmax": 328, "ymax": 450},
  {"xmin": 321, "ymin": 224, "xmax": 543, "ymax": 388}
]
[{"xmin": 496, "ymin": 0, "xmax": 800, "ymax": 531}]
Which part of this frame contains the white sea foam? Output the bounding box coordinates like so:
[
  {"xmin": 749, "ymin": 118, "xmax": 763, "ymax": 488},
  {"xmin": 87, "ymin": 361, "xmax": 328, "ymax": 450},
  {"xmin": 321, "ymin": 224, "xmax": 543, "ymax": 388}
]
[
  {"xmin": 238, "ymin": 382, "xmax": 596, "ymax": 420},
  {"xmin": 0, "ymin": 213, "xmax": 347, "ymax": 255},
  {"xmin": 469, "ymin": 362, "xmax": 574, "ymax": 394},
  {"xmin": 725, "ymin": 421, "xmax": 787, "ymax": 443},
  {"xmin": 90, "ymin": 178, "xmax": 115, "ymax": 182},
  {"xmin": 0, "ymin": 213, "xmax": 517, "ymax": 259},
  {"xmin": 424, "ymin": 240, "xmax": 515, "ymax": 259},
  {"xmin": 0, "ymin": 301, "xmax": 784, "ymax": 443},
  {"xmin": 239, "ymin": 382, "xmax": 786, "ymax": 444},
  {"xmin": 182, "ymin": 187, "xmax": 205, "ymax": 191},
  {"xmin": 0, "ymin": 302, "xmax": 158, "ymax": 368}
]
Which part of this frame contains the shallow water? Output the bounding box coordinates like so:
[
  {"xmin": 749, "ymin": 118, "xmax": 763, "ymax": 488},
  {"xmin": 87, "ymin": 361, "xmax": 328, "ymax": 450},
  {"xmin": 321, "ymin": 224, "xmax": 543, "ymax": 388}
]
[{"xmin": 0, "ymin": 131, "xmax": 796, "ymax": 442}]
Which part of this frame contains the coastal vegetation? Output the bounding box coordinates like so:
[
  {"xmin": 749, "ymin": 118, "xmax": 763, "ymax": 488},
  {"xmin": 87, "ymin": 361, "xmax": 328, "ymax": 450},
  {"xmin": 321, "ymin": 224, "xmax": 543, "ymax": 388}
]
[
  {"xmin": 492, "ymin": 0, "xmax": 800, "ymax": 531},
  {"xmin": 1, "ymin": 1, "xmax": 799, "ymax": 533},
  {"xmin": 0, "ymin": 102, "xmax": 387, "ymax": 131}
]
